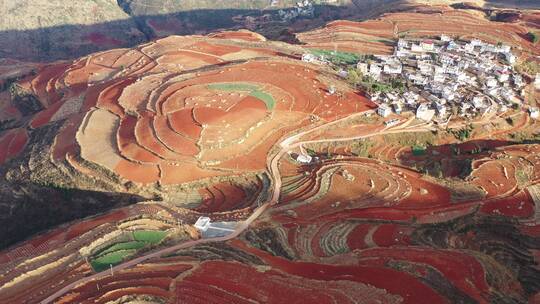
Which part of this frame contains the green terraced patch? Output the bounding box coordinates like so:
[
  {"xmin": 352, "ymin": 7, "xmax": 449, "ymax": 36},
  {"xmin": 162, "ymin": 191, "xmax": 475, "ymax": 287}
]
[
  {"xmin": 97, "ymin": 241, "xmax": 146, "ymax": 257},
  {"xmin": 207, "ymin": 82, "xmax": 276, "ymax": 110},
  {"xmin": 90, "ymin": 249, "xmax": 137, "ymax": 272},
  {"xmin": 412, "ymin": 145, "xmax": 426, "ymax": 156},
  {"xmin": 208, "ymin": 83, "xmax": 259, "ymax": 91},
  {"xmin": 250, "ymin": 90, "xmax": 276, "ymax": 110},
  {"xmin": 310, "ymin": 49, "xmax": 361, "ymax": 65},
  {"xmin": 133, "ymin": 230, "xmax": 167, "ymax": 243}
]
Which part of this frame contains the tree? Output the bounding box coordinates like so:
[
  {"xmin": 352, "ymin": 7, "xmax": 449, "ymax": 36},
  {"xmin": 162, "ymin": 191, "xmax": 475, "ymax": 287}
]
[{"xmin": 346, "ymin": 69, "xmax": 360, "ymax": 86}]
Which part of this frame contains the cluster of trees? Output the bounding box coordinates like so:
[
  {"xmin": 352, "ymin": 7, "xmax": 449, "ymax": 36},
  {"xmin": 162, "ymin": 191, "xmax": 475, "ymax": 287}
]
[
  {"xmin": 527, "ymin": 31, "xmax": 539, "ymax": 44},
  {"xmin": 346, "ymin": 68, "xmax": 406, "ymax": 94},
  {"xmin": 451, "ymin": 124, "xmax": 474, "ymax": 141}
]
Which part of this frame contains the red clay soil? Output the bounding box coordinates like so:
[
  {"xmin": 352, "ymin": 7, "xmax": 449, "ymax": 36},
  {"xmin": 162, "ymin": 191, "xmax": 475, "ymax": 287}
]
[
  {"xmin": 153, "ymin": 115, "xmax": 199, "ymax": 156},
  {"xmin": 84, "ymin": 32, "xmax": 123, "ymax": 47},
  {"xmin": 134, "ymin": 111, "xmax": 185, "ymax": 161},
  {"xmin": 64, "ymin": 209, "xmax": 128, "ymax": 241},
  {"xmin": 0, "ymin": 128, "xmax": 28, "ymax": 164},
  {"xmin": 114, "ymin": 159, "xmax": 160, "ymax": 184},
  {"xmin": 29, "ymin": 63, "xmax": 70, "ymax": 106},
  {"xmin": 357, "ymin": 247, "xmax": 491, "ymax": 302},
  {"xmin": 479, "ymin": 190, "xmax": 534, "ymax": 218},
  {"xmin": 299, "ymin": 8, "xmax": 540, "ymax": 56},
  {"xmin": 51, "ymin": 113, "xmax": 85, "ymax": 162},
  {"xmin": 195, "ymin": 183, "xmax": 248, "ymax": 213},
  {"xmin": 370, "ymin": 224, "xmax": 413, "ymax": 247},
  {"xmin": 117, "ymin": 115, "xmax": 163, "ymax": 163},
  {"xmin": 29, "ymin": 99, "xmax": 65, "ymax": 128},
  {"xmin": 189, "ymin": 41, "xmax": 243, "ymax": 57},
  {"xmin": 208, "ymin": 31, "xmax": 266, "ymax": 42},
  {"xmin": 167, "ymin": 108, "xmax": 202, "ymax": 140},
  {"xmin": 96, "ymin": 78, "xmax": 134, "ymax": 116},
  {"xmin": 232, "ymin": 241, "xmax": 448, "ymax": 304}
]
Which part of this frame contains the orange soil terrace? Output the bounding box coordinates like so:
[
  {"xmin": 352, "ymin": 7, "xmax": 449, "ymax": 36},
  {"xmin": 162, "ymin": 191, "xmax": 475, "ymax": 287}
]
[
  {"xmin": 1, "ymin": 18, "xmax": 539, "ymax": 303},
  {"xmin": 298, "ymin": 7, "xmax": 540, "ymax": 56},
  {"xmin": 3, "ymin": 34, "xmax": 372, "ymax": 184}
]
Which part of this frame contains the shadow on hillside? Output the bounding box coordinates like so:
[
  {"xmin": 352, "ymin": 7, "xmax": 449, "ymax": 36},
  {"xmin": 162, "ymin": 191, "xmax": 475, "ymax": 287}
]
[
  {"xmin": 0, "ymin": 2, "xmax": 403, "ymax": 62},
  {"xmin": 0, "ymin": 183, "xmax": 147, "ymax": 250}
]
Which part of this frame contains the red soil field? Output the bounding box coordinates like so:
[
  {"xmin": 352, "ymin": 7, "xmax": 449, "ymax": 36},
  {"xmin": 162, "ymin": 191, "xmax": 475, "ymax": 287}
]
[{"xmin": 0, "ymin": 128, "xmax": 28, "ymax": 164}]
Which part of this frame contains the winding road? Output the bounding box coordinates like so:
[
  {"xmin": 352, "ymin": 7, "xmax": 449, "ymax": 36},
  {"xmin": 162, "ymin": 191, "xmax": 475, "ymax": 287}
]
[{"xmin": 40, "ymin": 109, "xmax": 430, "ymax": 303}]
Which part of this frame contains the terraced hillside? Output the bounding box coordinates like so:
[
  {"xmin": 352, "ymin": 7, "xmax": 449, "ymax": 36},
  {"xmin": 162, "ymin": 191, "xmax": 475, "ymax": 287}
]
[{"xmin": 0, "ymin": 3, "xmax": 540, "ymax": 304}]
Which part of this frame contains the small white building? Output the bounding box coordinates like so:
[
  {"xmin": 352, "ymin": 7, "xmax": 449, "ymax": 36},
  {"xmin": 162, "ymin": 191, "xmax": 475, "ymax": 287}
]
[
  {"xmin": 472, "ymin": 95, "xmax": 486, "ymax": 109},
  {"xmin": 357, "ymin": 62, "xmax": 369, "ymax": 74},
  {"xmin": 485, "ymin": 77, "xmax": 498, "ymax": 88},
  {"xmin": 498, "ymin": 44, "xmax": 511, "ymax": 53},
  {"xmin": 302, "ymin": 53, "xmax": 317, "ymax": 63},
  {"xmin": 529, "ymin": 107, "xmax": 539, "ymax": 119},
  {"xmin": 420, "ymin": 40, "xmax": 435, "ymax": 52},
  {"xmin": 384, "ymin": 63, "xmax": 403, "ymax": 74},
  {"xmin": 378, "ymin": 104, "xmax": 392, "ymax": 117},
  {"xmin": 384, "ymin": 118, "xmax": 400, "ymax": 127},
  {"xmin": 440, "ymin": 34, "xmax": 452, "ymax": 42},
  {"xmin": 435, "ymin": 102, "xmax": 447, "ymax": 117},
  {"xmin": 328, "ymin": 85, "xmax": 336, "ymax": 95},
  {"xmin": 369, "ymin": 64, "xmax": 382, "ymax": 78},
  {"xmin": 411, "ymin": 44, "xmax": 424, "ymax": 53},
  {"xmin": 504, "ymin": 52, "xmax": 516, "ymax": 65},
  {"xmin": 194, "ymin": 217, "xmax": 211, "ymax": 232},
  {"xmin": 496, "ymin": 70, "xmax": 510, "ymax": 82},
  {"xmin": 397, "ymin": 39, "xmax": 408, "ymax": 49},
  {"xmin": 535, "ymin": 73, "xmax": 540, "ymax": 89},
  {"xmin": 296, "ymin": 154, "xmax": 313, "ymax": 164},
  {"xmin": 416, "ymin": 103, "xmax": 435, "ymax": 122}
]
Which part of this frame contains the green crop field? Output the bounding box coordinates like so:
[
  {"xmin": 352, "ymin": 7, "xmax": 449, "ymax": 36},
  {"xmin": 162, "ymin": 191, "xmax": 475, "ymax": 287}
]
[
  {"xmin": 90, "ymin": 249, "xmax": 137, "ymax": 272},
  {"xmin": 89, "ymin": 230, "xmax": 168, "ymax": 272},
  {"xmin": 207, "ymin": 83, "xmax": 259, "ymax": 91},
  {"xmin": 98, "ymin": 241, "xmax": 146, "ymax": 256},
  {"xmin": 208, "ymin": 82, "xmax": 276, "ymax": 110},
  {"xmin": 250, "ymin": 90, "xmax": 276, "ymax": 110},
  {"xmin": 133, "ymin": 230, "xmax": 167, "ymax": 243},
  {"xmin": 310, "ymin": 49, "xmax": 360, "ymax": 65}
]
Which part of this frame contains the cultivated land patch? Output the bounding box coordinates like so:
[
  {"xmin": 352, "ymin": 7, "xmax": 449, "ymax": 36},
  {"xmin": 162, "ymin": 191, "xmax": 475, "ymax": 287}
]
[
  {"xmin": 208, "ymin": 82, "xmax": 277, "ymax": 110},
  {"xmin": 2, "ymin": 7, "xmax": 540, "ymax": 301}
]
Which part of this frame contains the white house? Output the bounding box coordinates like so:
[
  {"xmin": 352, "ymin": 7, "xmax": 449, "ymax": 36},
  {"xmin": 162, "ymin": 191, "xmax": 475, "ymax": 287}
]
[
  {"xmin": 302, "ymin": 53, "xmax": 317, "ymax": 63},
  {"xmin": 384, "ymin": 118, "xmax": 400, "ymax": 127},
  {"xmin": 535, "ymin": 73, "xmax": 540, "ymax": 89},
  {"xmin": 338, "ymin": 69, "xmax": 349, "ymax": 78},
  {"xmin": 369, "ymin": 64, "xmax": 382, "ymax": 78},
  {"xmin": 296, "ymin": 154, "xmax": 313, "ymax": 164},
  {"xmin": 472, "ymin": 95, "xmax": 486, "ymax": 109},
  {"xmin": 435, "ymin": 102, "xmax": 447, "ymax": 117},
  {"xmin": 392, "ymin": 103, "xmax": 403, "ymax": 114},
  {"xmin": 384, "ymin": 63, "xmax": 403, "ymax": 74},
  {"xmin": 496, "ymin": 70, "xmax": 510, "ymax": 82},
  {"xmin": 398, "ymin": 39, "xmax": 408, "ymax": 49},
  {"xmin": 357, "ymin": 62, "xmax": 369, "ymax": 74},
  {"xmin": 504, "ymin": 52, "xmax": 516, "ymax": 65},
  {"xmin": 420, "ymin": 40, "xmax": 435, "ymax": 51},
  {"xmin": 529, "ymin": 107, "xmax": 539, "ymax": 119},
  {"xmin": 403, "ymin": 91, "xmax": 419, "ymax": 105},
  {"xmin": 498, "ymin": 44, "xmax": 511, "ymax": 53},
  {"xmin": 513, "ymin": 74, "xmax": 524, "ymax": 87},
  {"xmin": 416, "ymin": 103, "xmax": 435, "ymax": 122},
  {"xmin": 470, "ymin": 39, "xmax": 484, "ymax": 46},
  {"xmin": 485, "ymin": 77, "xmax": 498, "ymax": 88},
  {"xmin": 411, "ymin": 44, "xmax": 424, "ymax": 53},
  {"xmin": 440, "ymin": 34, "xmax": 452, "ymax": 42},
  {"xmin": 378, "ymin": 104, "xmax": 392, "ymax": 117},
  {"xmin": 194, "ymin": 217, "xmax": 211, "ymax": 232}
]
